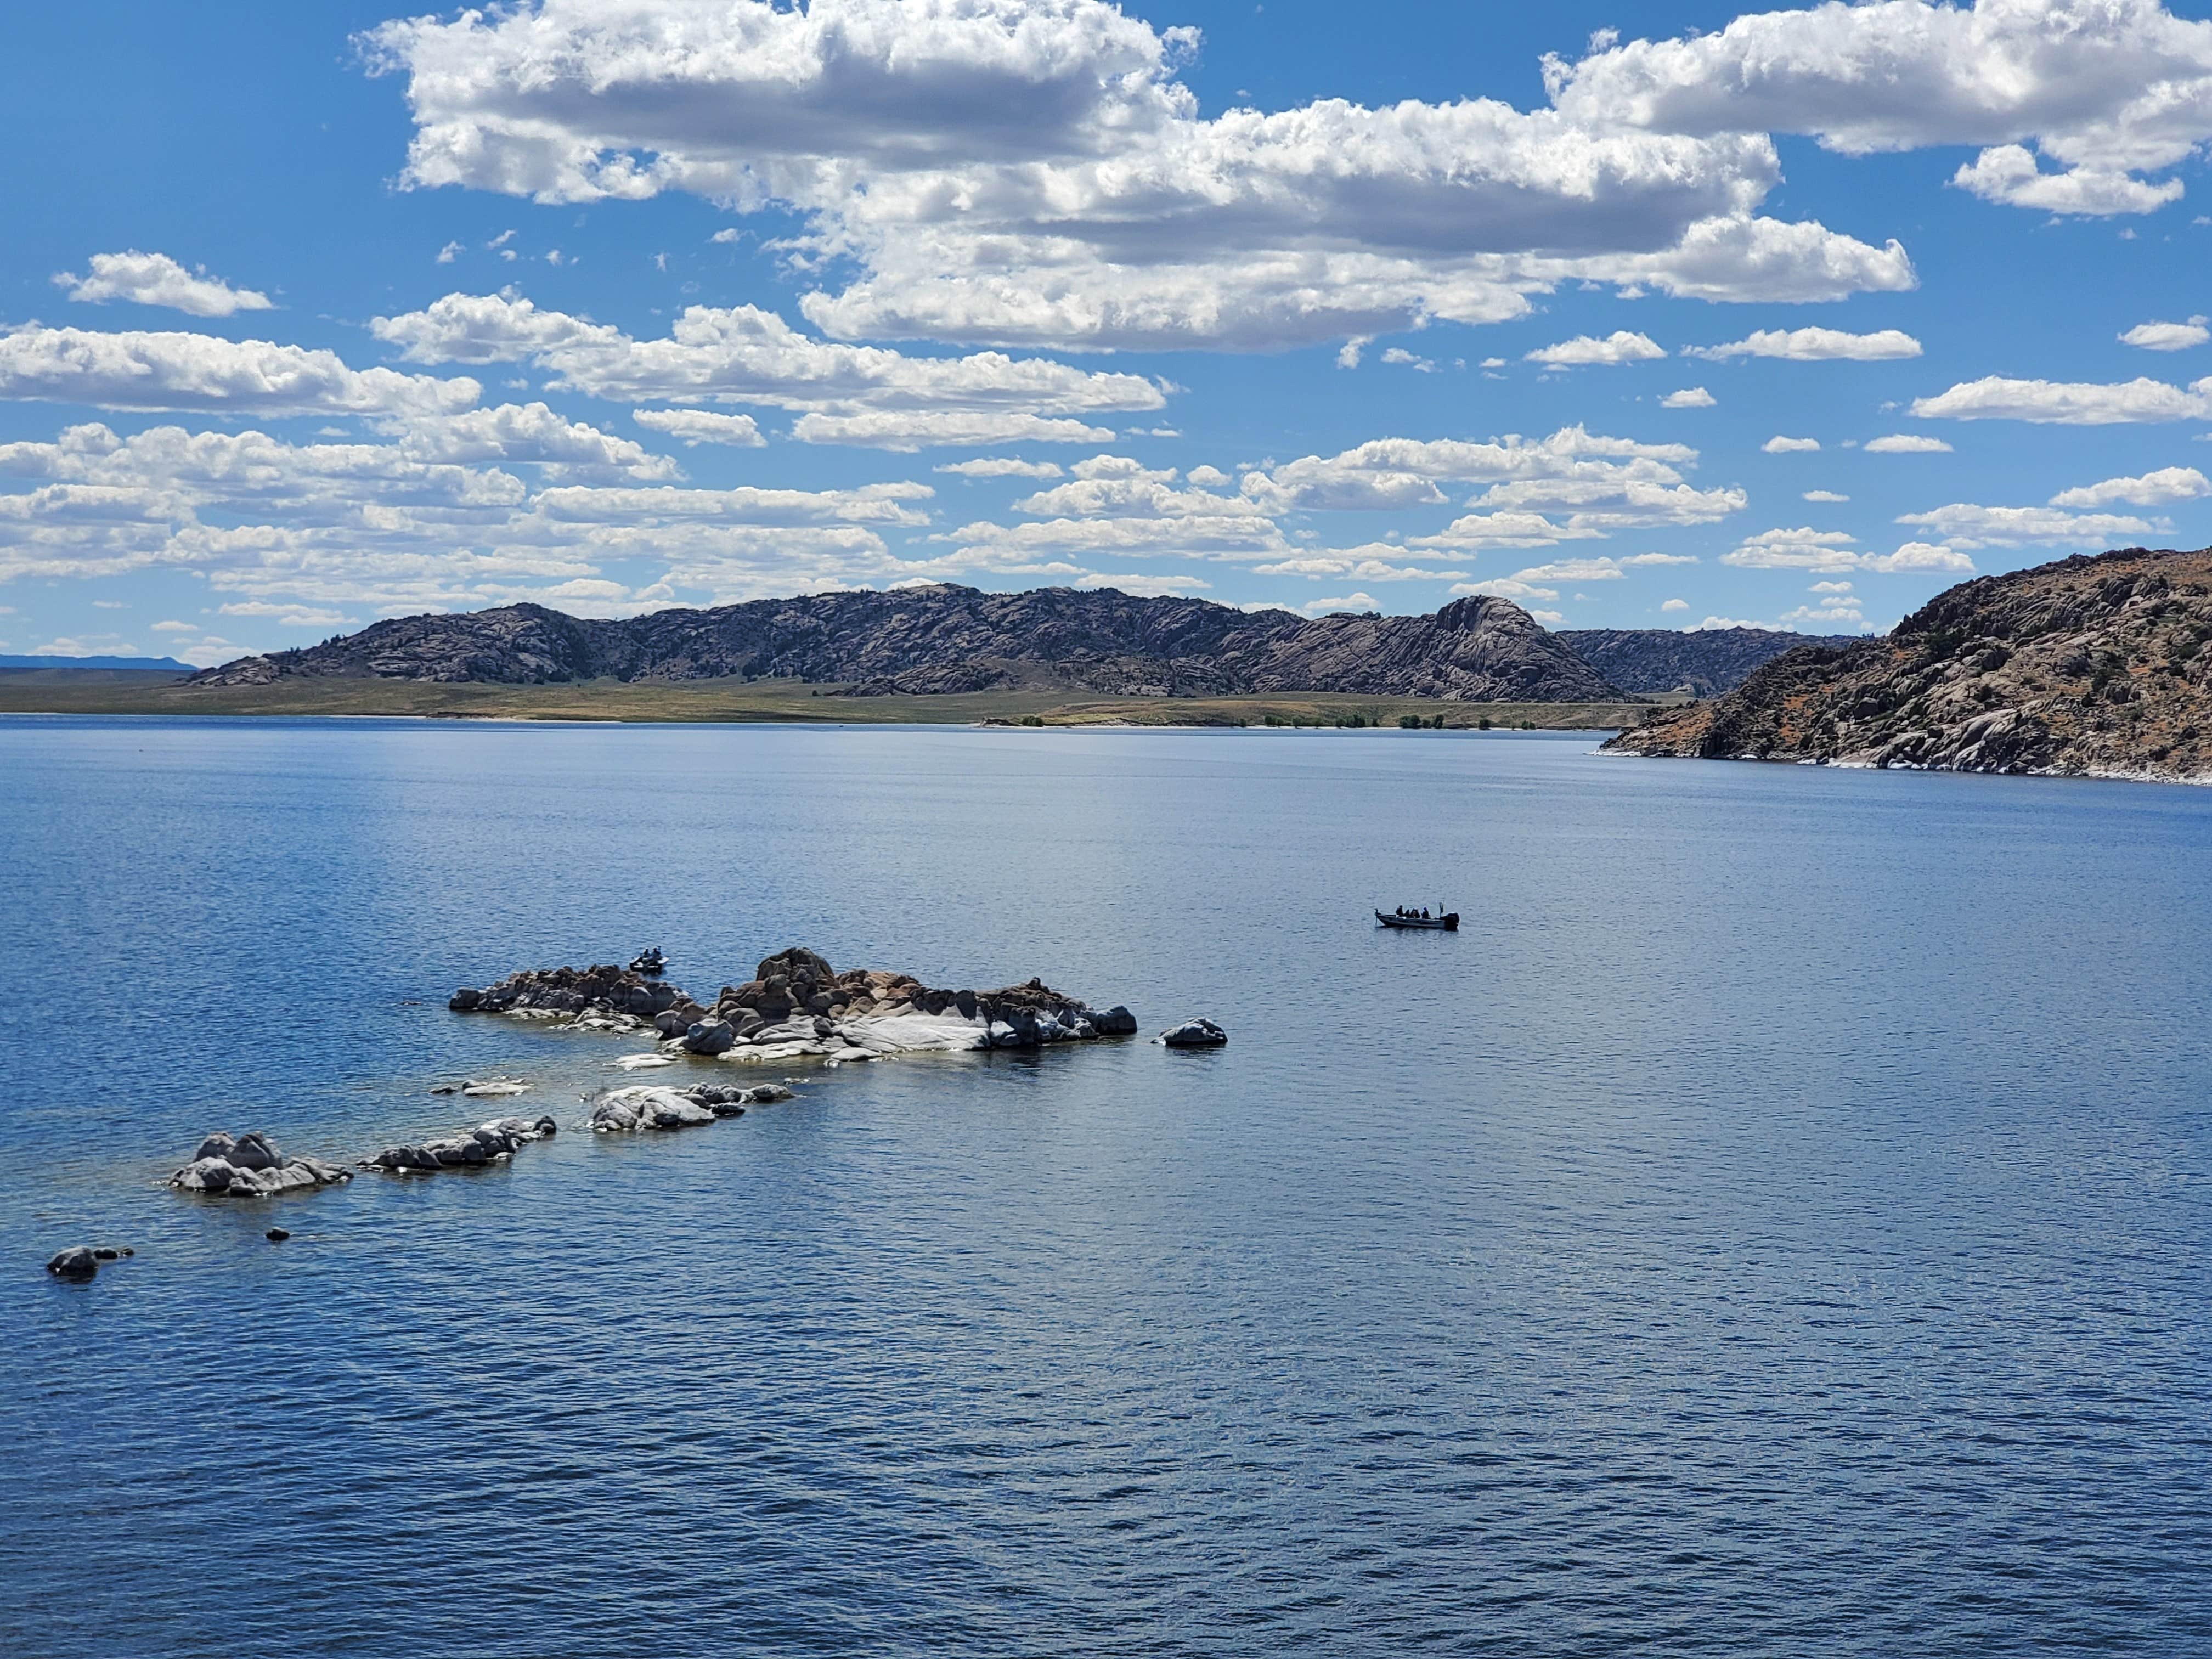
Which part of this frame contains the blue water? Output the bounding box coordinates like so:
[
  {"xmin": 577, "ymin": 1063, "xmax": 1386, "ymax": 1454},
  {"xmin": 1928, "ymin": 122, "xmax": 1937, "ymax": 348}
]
[{"xmin": 4, "ymin": 717, "xmax": 2209, "ymax": 1657}]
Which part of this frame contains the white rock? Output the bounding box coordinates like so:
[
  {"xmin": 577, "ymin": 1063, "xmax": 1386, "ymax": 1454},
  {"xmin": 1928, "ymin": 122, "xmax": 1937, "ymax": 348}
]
[{"xmin": 590, "ymin": 1086, "xmax": 719, "ymax": 1133}]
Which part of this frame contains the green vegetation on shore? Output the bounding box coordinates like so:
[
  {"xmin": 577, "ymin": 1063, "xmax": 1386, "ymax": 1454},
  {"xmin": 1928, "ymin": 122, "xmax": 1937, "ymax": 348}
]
[{"xmin": 0, "ymin": 669, "xmax": 1673, "ymax": 730}]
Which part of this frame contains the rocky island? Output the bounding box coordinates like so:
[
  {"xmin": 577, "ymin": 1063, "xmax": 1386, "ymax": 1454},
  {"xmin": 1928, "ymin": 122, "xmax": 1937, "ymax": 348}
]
[
  {"xmin": 1605, "ymin": 546, "xmax": 2212, "ymax": 782},
  {"xmin": 450, "ymin": 946, "xmax": 1139, "ymax": 1063}
]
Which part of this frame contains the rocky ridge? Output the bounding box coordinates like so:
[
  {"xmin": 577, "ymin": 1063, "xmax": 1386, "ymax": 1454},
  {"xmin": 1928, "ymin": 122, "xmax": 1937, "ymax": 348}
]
[
  {"xmin": 191, "ymin": 585, "xmax": 1621, "ymax": 703},
  {"xmin": 1604, "ymin": 547, "xmax": 2212, "ymax": 781},
  {"xmin": 1557, "ymin": 626, "xmax": 1862, "ymax": 698}
]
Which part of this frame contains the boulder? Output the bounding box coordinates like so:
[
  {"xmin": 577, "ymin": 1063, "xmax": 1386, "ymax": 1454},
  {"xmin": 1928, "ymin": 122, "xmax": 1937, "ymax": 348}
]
[
  {"xmin": 1160, "ymin": 1018, "xmax": 1228, "ymax": 1048},
  {"xmin": 46, "ymin": 1247, "xmax": 100, "ymax": 1280},
  {"xmin": 653, "ymin": 1008, "xmax": 691, "ymax": 1037},
  {"xmin": 1092, "ymin": 1006, "xmax": 1139, "ymax": 1036},
  {"xmin": 448, "ymin": 987, "xmax": 483, "ymax": 1011},
  {"xmin": 172, "ymin": 1156, "xmax": 236, "ymax": 1193},
  {"xmin": 266, "ymin": 1228, "xmax": 290, "ymax": 1242},
  {"xmin": 227, "ymin": 1132, "xmax": 282, "ymax": 1171},
  {"xmin": 192, "ymin": 1132, "xmax": 238, "ymax": 1163},
  {"xmin": 682, "ymin": 1019, "xmax": 736, "ymax": 1056},
  {"xmin": 757, "ymin": 946, "xmax": 834, "ymax": 984},
  {"xmin": 590, "ymin": 1086, "xmax": 718, "ymax": 1133},
  {"xmin": 92, "ymin": 1248, "xmax": 121, "ymax": 1261}
]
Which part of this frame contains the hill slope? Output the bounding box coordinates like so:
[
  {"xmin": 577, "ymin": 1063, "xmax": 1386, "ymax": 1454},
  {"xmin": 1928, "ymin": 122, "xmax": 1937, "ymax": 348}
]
[
  {"xmin": 1556, "ymin": 627, "xmax": 1862, "ymax": 697},
  {"xmin": 1604, "ymin": 547, "xmax": 2212, "ymax": 781},
  {"xmin": 0, "ymin": 653, "xmax": 192, "ymax": 672},
  {"xmin": 194, "ymin": 585, "xmax": 1624, "ymax": 703}
]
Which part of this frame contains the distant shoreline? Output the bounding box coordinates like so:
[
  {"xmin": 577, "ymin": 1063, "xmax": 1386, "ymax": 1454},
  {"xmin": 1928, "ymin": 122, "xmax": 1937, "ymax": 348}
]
[{"xmin": 0, "ymin": 669, "xmax": 1666, "ymax": 731}]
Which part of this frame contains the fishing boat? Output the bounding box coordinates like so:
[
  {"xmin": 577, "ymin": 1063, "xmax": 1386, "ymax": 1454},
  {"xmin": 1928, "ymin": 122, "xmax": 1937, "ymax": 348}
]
[
  {"xmin": 1375, "ymin": 908, "xmax": 1458, "ymax": 931},
  {"xmin": 629, "ymin": 948, "xmax": 668, "ymax": 975}
]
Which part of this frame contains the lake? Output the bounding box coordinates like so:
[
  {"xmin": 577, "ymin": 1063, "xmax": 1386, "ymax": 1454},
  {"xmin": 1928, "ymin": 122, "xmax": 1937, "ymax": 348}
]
[{"xmin": 4, "ymin": 717, "xmax": 2208, "ymax": 1657}]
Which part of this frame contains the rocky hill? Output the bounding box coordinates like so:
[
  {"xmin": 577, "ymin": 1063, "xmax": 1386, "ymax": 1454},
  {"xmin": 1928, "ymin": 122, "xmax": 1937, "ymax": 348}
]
[
  {"xmin": 1604, "ymin": 546, "xmax": 2212, "ymax": 781},
  {"xmin": 1556, "ymin": 626, "xmax": 1861, "ymax": 697},
  {"xmin": 193, "ymin": 584, "xmax": 1623, "ymax": 703}
]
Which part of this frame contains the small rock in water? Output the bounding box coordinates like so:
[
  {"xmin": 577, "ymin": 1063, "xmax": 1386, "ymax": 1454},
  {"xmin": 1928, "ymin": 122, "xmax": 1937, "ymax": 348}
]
[
  {"xmin": 459, "ymin": 1077, "xmax": 529, "ymax": 1098},
  {"xmin": 266, "ymin": 1228, "xmax": 291, "ymax": 1242},
  {"xmin": 92, "ymin": 1247, "xmax": 120, "ymax": 1261},
  {"xmin": 171, "ymin": 1132, "xmax": 353, "ymax": 1198},
  {"xmin": 46, "ymin": 1247, "xmax": 99, "ymax": 1280},
  {"xmin": 1159, "ymin": 1017, "xmax": 1228, "ymax": 1048},
  {"xmin": 364, "ymin": 1114, "xmax": 558, "ymax": 1174}
]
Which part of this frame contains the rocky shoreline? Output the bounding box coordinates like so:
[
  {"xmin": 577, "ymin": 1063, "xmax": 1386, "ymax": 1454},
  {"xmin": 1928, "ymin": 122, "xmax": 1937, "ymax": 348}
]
[{"xmin": 1604, "ymin": 547, "xmax": 2212, "ymax": 782}]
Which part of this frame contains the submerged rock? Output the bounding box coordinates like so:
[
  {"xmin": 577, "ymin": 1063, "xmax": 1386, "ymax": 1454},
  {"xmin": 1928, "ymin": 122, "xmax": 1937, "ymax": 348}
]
[
  {"xmin": 365, "ymin": 1115, "xmax": 558, "ymax": 1174},
  {"xmin": 171, "ymin": 1133, "xmax": 354, "ymax": 1198},
  {"xmin": 266, "ymin": 1228, "xmax": 290, "ymax": 1242},
  {"xmin": 1159, "ymin": 1018, "xmax": 1228, "ymax": 1048}
]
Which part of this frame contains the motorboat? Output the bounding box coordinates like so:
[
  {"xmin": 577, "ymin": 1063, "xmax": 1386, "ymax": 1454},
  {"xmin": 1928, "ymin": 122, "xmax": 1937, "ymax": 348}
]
[
  {"xmin": 1376, "ymin": 909, "xmax": 1458, "ymax": 931},
  {"xmin": 629, "ymin": 948, "xmax": 668, "ymax": 975}
]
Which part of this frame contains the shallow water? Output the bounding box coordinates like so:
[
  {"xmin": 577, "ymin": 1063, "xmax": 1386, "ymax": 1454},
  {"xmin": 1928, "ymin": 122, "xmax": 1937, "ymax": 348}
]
[{"xmin": 4, "ymin": 718, "xmax": 2208, "ymax": 1657}]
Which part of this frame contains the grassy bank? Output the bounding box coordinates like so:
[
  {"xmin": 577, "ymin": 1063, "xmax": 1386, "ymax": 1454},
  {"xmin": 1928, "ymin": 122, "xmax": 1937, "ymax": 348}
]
[{"xmin": 0, "ymin": 669, "xmax": 1674, "ymax": 730}]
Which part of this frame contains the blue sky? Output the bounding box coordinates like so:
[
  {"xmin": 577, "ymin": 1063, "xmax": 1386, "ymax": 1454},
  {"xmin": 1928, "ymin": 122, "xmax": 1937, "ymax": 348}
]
[{"xmin": 7, "ymin": 0, "xmax": 2212, "ymax": 664}]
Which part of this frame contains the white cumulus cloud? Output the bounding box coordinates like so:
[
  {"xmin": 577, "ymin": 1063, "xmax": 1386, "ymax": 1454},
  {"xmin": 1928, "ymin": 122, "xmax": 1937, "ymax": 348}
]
[
  {"xmin": 0, "ymin": 326, "xmax": 478, "ymax": 418},
  {"xmin": 371, "ymin": 293, "xmax": 1160, "ymax": 440},
  {"xmin": 1894, "ymin": 503, "xmax": 2158, "ymax": 546},
  {"xmin": 1660, "ymin": 386, "xmax": 1716, "ymax": 408},
  {"xmin": 935, "ymin": 457, "xmax": 1064, "ymax": 480},
  {"xmin": 362, "ymin": 0, "xmax": 1914, "ymax": 353},
  {"xmin": 1546, "ymin": 1, "xmax": 2212, "ymax": 217},
  {"xmin": 1527, "ymin": 331, "xmax": 1667, "ymax": 367},
  {"xmin": 54, "ymin": 251, "xmax": 274, "ymax": 318},
  {"xmin": 1686, "ymin": 326, "xmax": 1921, "ymax": 362},
  {"xmin": 2049, "ymin": 465, "xmax": 2210, "ymax": 507},
  {"xmin": 631, "ymin": 409, "xmax": 765, "ymax": 448},
  {"xmin": 1910, "ymin": 375, "xmax": 2212, "ymax": 424},
  {"xmin": 1864, "ymin": 433, "xmax": 1954, "ymax": 453},
  {"xmin": 2121, "ymin": 317, "xmax": 2211, "ymax": 351},
  {"xmin": 1762, "ymin": 436, "xmax": 1821, "ymax": 453}
]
